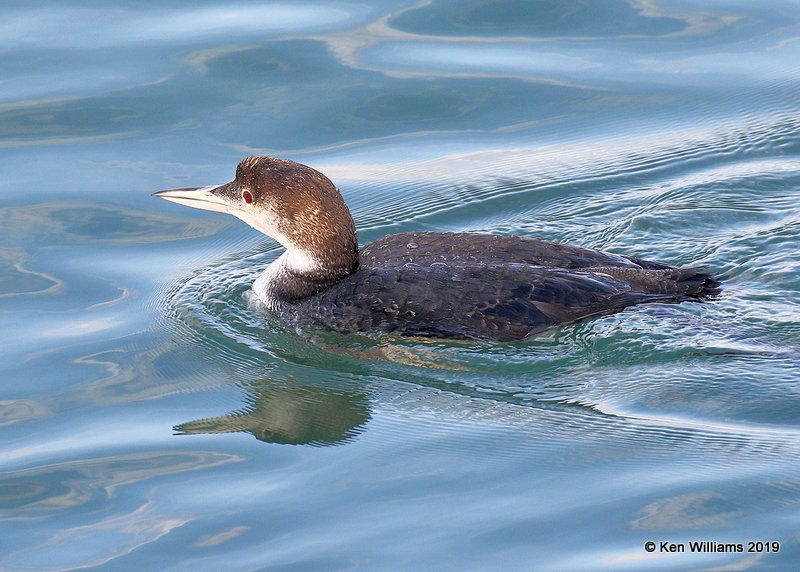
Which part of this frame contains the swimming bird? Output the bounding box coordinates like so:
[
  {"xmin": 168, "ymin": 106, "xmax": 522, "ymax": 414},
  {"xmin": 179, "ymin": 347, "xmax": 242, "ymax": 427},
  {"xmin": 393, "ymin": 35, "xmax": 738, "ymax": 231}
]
[{"xmin": 155, "ymin": 156, "xmax": 720, "ymax": 341}]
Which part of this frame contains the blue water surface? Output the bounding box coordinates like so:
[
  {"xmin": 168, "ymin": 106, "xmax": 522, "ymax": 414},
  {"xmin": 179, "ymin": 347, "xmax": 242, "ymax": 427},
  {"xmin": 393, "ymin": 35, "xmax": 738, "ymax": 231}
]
[{"xmin": 1, "ymin": 1, "xmax": 799, "ymax": 570}]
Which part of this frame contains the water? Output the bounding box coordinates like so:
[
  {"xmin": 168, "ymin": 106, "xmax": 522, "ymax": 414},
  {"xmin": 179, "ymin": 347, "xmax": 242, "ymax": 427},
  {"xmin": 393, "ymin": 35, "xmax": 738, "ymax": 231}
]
[{"xmin": 2, "ymin": 1, "xmax": 799, "ymax": 570}]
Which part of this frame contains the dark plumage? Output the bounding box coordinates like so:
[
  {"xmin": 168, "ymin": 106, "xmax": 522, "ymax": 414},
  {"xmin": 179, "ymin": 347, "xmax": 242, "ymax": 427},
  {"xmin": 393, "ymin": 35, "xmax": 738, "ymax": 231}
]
[
  {"xmin": 155, "ymin": 157, "xmax": 721, "ymax": 342},
  {"xmin": 286, "ymin": 232, "xmax": 719, "ymax": 341}
]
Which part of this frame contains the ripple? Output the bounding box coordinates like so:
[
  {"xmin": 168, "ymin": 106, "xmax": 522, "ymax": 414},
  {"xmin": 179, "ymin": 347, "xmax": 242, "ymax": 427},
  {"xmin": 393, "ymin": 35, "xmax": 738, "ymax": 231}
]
[
  {"xmin": 155, "ymin": 100, "xmax": 800, "ymax": 478},
  {"xmin": 328, "ymin": 110, "xmax": 800, "ymax": 240}
]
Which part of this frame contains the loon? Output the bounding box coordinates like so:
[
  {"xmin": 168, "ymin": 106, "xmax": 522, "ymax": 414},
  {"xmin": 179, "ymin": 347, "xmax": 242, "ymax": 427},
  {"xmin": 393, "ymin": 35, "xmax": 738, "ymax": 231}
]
[{"xmin": 155, "ymin": 156, "xmax": 720, "ymax": 342}]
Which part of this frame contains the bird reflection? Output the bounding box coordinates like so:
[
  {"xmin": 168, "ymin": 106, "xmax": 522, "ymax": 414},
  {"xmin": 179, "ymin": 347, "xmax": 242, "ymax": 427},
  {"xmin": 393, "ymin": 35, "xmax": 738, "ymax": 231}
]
[{"xmin": 175, "ymin": 381, "xmax": 371, "ymax": 446}]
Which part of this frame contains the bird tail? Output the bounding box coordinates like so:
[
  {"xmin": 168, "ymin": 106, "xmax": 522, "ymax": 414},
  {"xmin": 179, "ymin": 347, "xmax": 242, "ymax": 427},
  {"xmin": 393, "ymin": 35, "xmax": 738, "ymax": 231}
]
[
  {"xmin": 670, "ymin": 267, "xmax": 722, "ymax": 300},
  {"xmin": 587, "ymin": 266, "xmax": 722, "ymax": 301}
]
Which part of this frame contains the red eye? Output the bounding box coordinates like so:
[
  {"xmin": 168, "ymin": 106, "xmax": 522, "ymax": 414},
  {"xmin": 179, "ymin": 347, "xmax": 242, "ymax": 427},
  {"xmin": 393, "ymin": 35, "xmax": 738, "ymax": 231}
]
[{"xmin": 242, "ymin": 190, "xmax": 254, "ymax": 204}]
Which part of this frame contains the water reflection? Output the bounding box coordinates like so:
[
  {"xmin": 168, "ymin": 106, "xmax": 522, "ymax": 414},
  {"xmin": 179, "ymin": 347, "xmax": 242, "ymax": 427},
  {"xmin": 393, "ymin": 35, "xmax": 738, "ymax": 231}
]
[
  {"xmin": 389, "ymin": 0, "xmax": 685, "ymax": 38},
  {"xmin": 632, "ymin": 492, "xmax": 743, "ymax": 531},
  {"xmin": 176, "ymin": 379, "xmax": 371, "ymax": 446},
  {"xmin": 0, "ymin": 451, "xmax": 241, "ymax": 570},
  {"xmin": 0, "ymin": 451, "xmax": 241, "ymax": 520},
  {"xmin": 2, "ymin": 0, "xmax": 800, "ymax": 568},
  {"xmin": 0, "ymin": 247, "xmax": 61, "ymax": 297},
  {"xmin": 0, "ymin": 202, "xmax": 227, "ymax": 246},
  {"xmin": 0, "ymin": 3, "xmax": 361, "ymax": 51}
]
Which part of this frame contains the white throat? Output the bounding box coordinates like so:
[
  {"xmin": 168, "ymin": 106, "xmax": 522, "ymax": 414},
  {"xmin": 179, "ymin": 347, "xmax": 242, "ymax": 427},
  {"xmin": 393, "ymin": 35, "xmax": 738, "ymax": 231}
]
[{"xmin": 252, "ymin": 248, "xmax": 321, "ymax": 308}]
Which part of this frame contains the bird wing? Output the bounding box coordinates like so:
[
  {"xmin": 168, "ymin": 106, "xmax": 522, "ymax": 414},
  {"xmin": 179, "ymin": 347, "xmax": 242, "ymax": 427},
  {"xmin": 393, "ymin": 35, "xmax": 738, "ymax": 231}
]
[{"xmin": 293, "ymin": 263, "xmax": 656, "ymax": 341}]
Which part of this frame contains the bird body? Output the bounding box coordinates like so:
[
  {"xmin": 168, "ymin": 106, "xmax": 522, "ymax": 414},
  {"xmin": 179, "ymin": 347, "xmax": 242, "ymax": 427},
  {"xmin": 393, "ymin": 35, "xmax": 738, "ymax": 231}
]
[{"xmin": 155, "ymin": 157, "xmax": 719, "ymax": 341}]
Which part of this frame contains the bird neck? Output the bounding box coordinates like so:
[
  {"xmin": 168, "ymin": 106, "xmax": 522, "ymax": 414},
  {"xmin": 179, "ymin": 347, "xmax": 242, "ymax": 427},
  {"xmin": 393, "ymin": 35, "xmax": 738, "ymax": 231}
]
[{"xmin": 253, "ymin": 243, "xmax": 358, "ymax": 308}]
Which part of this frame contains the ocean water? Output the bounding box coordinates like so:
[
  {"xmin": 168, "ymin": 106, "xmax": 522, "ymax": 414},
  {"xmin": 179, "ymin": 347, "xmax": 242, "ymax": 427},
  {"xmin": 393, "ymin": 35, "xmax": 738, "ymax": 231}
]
[{"xmin": 2, "ymin": 1, "xmax": 799, "ymax": 570}]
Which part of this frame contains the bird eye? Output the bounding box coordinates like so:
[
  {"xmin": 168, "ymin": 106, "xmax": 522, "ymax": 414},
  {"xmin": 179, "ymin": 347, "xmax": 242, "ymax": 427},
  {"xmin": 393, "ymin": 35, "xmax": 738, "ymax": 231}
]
[{"xmin": 242, "ymin": 190, "xmax": 254, "ymax": 204}]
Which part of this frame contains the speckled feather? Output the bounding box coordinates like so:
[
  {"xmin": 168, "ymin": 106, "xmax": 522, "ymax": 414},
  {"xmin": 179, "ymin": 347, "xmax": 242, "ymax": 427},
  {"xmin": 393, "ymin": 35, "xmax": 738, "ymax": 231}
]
[{"xmin": 275, "ymin": 232, "xmax": 720, "ymax": 341}]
